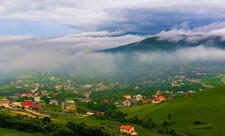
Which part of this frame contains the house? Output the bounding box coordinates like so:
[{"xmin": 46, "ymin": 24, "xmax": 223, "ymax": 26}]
[
  {"xmin": 55, "ymin": 85, "xmax": 61, "ymax": 89},
  {"xmin": 103, "ymin": 99, "xmax": 109, "ymax": 103},
  {"xmin": 49, "ymin": 99, "xmax": 58, "ymax": 105},
  {"xmin": 123, "ymin": 100, "xmax": 131, "ymax": 106},
  {"xmin": 123, "ymin": 95, "xmax": 132, "ymax": 99},
  {"xmin": 41, "ymin": 90, "xmax": 48, "ymax": 94},
  {"xmin": 66, "ymin": 105, "xmax": 76, "ymax": 111},
  {"xmin": 32, "ymin": 104, "xmax": 41, "ymax": 110},
  {"xmin": 84, "ymin": 84, "xmax": 92, "ymax": 89},
  {"xmin": 15, "ymin": 93, "xmax": 21, "ymax": 96},
  {"xmin": 35, "ymin": 92, "xmax": 40, "ymax": 96},
  {"xmin": 156, "ymin": 90, "xmax": 161, "ymax": 95},
  {"xmin": 86, "ymin": 112, "xmax": 95, "ymax": 116},
  {"xmin": 16, "ymin": 86, "xmax": 23, "ymax": 89},
  {"xmin": 52, "ymin": 93, "xmax": 58, "ymax": 96},
  {"xmin": 65, "ymin": 100, "xmax": 75, "ymax": 104},
  {"xmin": 11, "ymin": 102, "xmax": 22, "ymax": 108},
  {"xmin": 152, "ymin": 98, "xmax": 160, "ymax": 103},
  {"xmin": 188, "ymin": 90, "xmax": 196, "ymax": 94},
  {"xmin": 157, "ymin": 96, "xmax": 167, "ymax": 101},
  {"xmin": 164, "ymin": 91, "xmax": 170, "ymax": 94},
  {"xmin": 133, "ymin": 86, "xmax": 139, "ymax": 90},
  {"xmin": 134, "ymin": 94, "xmax": 143, "ymax": 101},
  {"xmin": 0, "ymin": 101, "xmax": 9, "ymax": 108},
  {"xmin": 30, "ymin": 89, "xmax": 36, "ymax": 93},
  {"xmin": 142, "ymin": 100, "xmax": 148, "ymax": 104},
  {"xmin": 120, "ymin": 125, "xmax": 137, "ymax": 135},
  {"xmin": 34, "ymin": 97, "xmax": 41, "ymax": 102},
  {"xmin": 22, "ymin": 93, "xmax": 32, "ymax": 97},
  {"xmin": 22, "ymin": 101, "xmax": 33, "ymax": 108},
  {"xmin": 96, "ymin": 112, "xmax": 104, "ymax": 116}
]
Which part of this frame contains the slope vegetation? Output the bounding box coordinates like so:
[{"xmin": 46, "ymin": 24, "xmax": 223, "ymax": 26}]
[{"xmin": 120, "ymin": 85, "xmax": 225, "ymax": 136}]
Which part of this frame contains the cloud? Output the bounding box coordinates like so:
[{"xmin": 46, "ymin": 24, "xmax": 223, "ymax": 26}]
[
  {"xmin": 137, "ymin": 45, "xmax": 225, "ymax": 63},
  {"xmin": 1, "ymin": 21, "xmax": 225, "ymax": 76},
  {"xmin": 1, "ymin": 0, "xmax": 225, "ymax": 34},
  {"xmin": 0, "ymin": 31, "xmax": 146, "ymax": 73},
  {"xmin": 156, "ymin": 21, "xmax": 225, "ymax": 42},
  {"xmin": 0, "ymin": 31, "xmax": 146, "ymax": 50}
]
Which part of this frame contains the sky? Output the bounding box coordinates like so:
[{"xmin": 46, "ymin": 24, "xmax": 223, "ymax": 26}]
[
  {"xmin": 1, "ymin": 0, "xmax": 225, "ymax": 75},
  {"xmin": 1, "ymin": 0, "xmax": 225, "ymax": 35}
]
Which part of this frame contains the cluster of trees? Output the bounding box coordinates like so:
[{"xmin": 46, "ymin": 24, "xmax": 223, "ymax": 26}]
[
  {"xmin": 0, "ymin": 109, "xmax": 111, "ymax": 136},
  {"xmin": 129, "ymin": 113, "xmax": 181, "ymax": 136}
]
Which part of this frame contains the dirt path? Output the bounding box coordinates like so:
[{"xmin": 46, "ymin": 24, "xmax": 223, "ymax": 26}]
[
  {"xmin": 25, "ymin": 109, "xmax": 50, "ymax": 117},
  {"xmin": 200, "ymin": 83, "xmax": 214, "ymax": 88},
  {"xmin": 11, "ymin": 111, "xmax": 36, "ymax": 118},
  {"xmin": 191, "ymin": 79, "xmax": 214, "ymax": 88}
]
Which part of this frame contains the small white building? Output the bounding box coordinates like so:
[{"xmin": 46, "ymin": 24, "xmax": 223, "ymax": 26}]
[
  {"xmin": 134, "ymin": 94, "xmax": 143, "ymax": 101},
  {"xmin": 50, "ymin": 99, "xmax": 58, "ymax": 105},
  {"xmin": 34, "ymin": 97, "xmax": 41, "ymax": 102},
  {"xmin": 65, "ymin": 100, "xmax": 75, "ymax": 104}
]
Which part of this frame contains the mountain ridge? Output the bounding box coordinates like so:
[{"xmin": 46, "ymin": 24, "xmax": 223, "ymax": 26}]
[{"xmin": 101, "ymin": 35, "xmax": 225, "ymax": 53}]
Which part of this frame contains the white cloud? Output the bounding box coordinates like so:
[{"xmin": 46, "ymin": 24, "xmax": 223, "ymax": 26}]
[{"xmin": 0, "ymin": 31, "xmax": 146, "ymax": 73}]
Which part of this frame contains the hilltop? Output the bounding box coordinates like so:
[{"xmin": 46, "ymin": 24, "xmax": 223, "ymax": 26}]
[
  {"xmin": 120, "ymin": 85, "xmax": 225, "ymax": 136},
  {"xmin": 101, "ymin": 35, "xmax": 225, "ymax": 53}
]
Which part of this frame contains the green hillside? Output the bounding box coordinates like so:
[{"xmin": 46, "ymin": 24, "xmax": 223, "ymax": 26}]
[
  {"xmin": 102, "ymin": 35, "xmax": 225, "ymax": 53},
  {"xmin": 120, "ymin": 85, "xmax": 225, "ymax": 136},
  {"xmin": 201, "ymin": 75, "xmax": 224, "ymax": 87},
  {"xmin": 0, "ymin": 128, "xmax": 44, "ymax": 136}
]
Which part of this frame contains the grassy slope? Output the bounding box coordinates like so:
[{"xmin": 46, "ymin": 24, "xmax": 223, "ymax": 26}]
[
  {"xmin": 0, "ymin": 128, "xmax": 44, "ymax": 136},
  {"xmin": 201, "ymin": 76, "xmax": 224, "ymax": 86},
  {"xmin": 120, "ymin": 86, "xmax": 225, "ymax": 136},
  {"xmin": 56, "ymin": 115, "xmax": 162, "ymax": 136}
]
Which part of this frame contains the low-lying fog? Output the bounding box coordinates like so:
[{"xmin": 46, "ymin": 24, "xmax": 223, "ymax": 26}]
[{"xmin": 1, "ymin": 23, "xmax": 225, "ymax": 79}]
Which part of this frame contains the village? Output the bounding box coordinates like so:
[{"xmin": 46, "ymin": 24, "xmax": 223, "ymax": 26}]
[{"xmin": 0, "ymin": 71, "xmax": 211, "ymax": 135}]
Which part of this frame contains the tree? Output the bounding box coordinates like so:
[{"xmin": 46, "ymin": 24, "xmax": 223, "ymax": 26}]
[
  {"xmin": 42, "ymin": 116, "xmax": 51, "ymax": 124},
  {"xmin": 168, "ymin": 113, "xmax": 172, "ymax": 124}
]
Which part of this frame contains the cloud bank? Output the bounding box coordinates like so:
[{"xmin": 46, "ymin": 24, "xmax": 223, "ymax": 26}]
[{"xmin": 0, "ymin": 22, "xmax": 225, "ymax": 76}]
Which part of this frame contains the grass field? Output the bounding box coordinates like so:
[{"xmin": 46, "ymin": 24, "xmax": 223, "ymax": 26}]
[
  {"xmin": 120, "ymin": 85, "xmax": 225, "ymax": 136},
  {"xmin": 0, "ymin": 128, "xmax": 44, "ymax": 136},
  {"xmin": 55, "ymin": 114, "xmax": 162, "ymax": 136},
  {"xmin": 201, "ymin": 75, "xmax": 224, "ymax": 86}
]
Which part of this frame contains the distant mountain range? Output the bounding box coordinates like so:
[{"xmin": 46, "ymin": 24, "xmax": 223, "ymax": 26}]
[{"xmin": 101, "ymin": 35, "xmax": 225, "ymax": 53}]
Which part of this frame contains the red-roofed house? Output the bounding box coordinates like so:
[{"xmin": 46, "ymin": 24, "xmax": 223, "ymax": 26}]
[
  {"xmin": 30, "ymin": 89, "xmax": 36, "ymax": 93},
  {"xmin": 156, "ymin": 90, "xmax": 161, "ymax": 95},
  {"xmin": 157, "ymin": 96, "xmax": 167, "ymax": 101},
  {"xmin": 32, "ymin": 104, "xmax": 41, "ymax": 110},
  {"xmin": 96, "ymin": 112, "xmax": 104, "ymax": 116},
  {"xmin": 103, "ymin": 99, "xmax": 109, "ymax": 103},
  {"xmin": 152, "ymin": 98, "xmax": 160, "ymax": 103},
  {"xmin": 22, "ymin": 102, "xmax": 33, "ymax": 108},
  {"xmin": 41, "ymin": 90, "xmax": 48, "ymax": 94},
  {"xmin": 55, "ymin": 85, "xmax": 61, "ymax": 89},
  {"xmin": 35, "ymin": 92, "xmax": 40, "ymax": 96},
  {"xmin": 22, "ymin": 93, "xmax": 32, "ymax": 97},
  {"xmin": 142, "ymin": 100, "xmax": 148, "ymax": 104},
  {"xmin": 120, "ymin": 125, "xmax": 137, "ymax": 135},
  {"xmin": 52, "ymin": 93, "xmax": 58, "ymax": 96},
  {"xmin": 0, "ymin": 101, "xmax": 9, "ymax": 108},
  {"xmin": 123, "ymin": 100, "xmax": 131, "ymax": 106},
  {"xmin": 123, "ymin": 95, "xmax": 132, "ymax": 99},
  {"xmin": 15, "ymin": 93, "xmax": 21, "ymax": 96}
]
